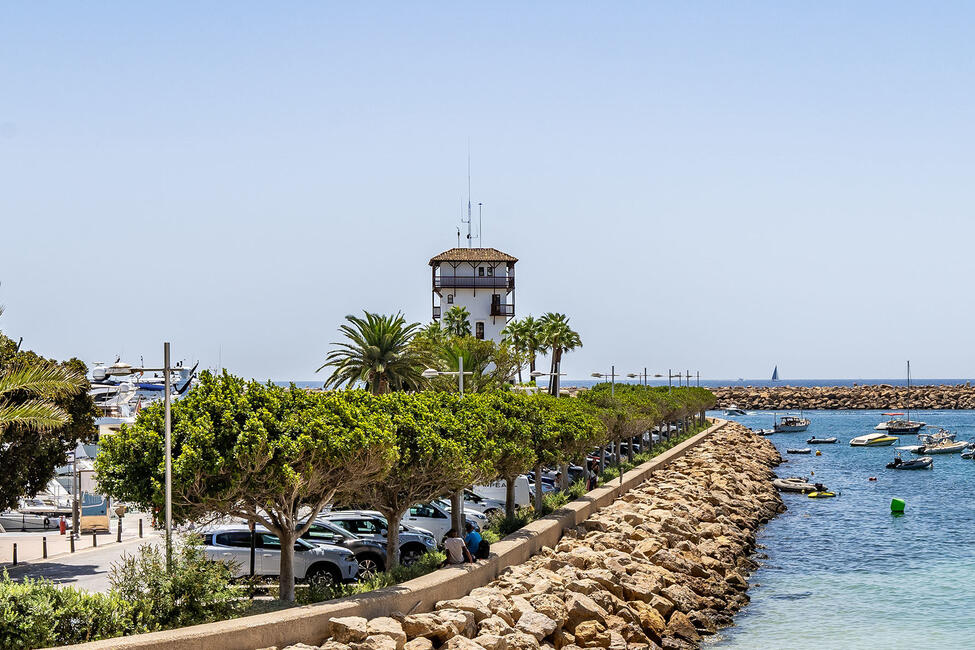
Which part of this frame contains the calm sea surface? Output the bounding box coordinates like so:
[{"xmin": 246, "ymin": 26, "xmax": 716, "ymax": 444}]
[{"xmin": 707, "ymin": 409, "xmax": 975, "ymax": 649}]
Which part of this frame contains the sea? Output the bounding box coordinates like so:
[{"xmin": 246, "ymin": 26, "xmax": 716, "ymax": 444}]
[{"xmin": 706, "ymin": 409, "xmax": 975, "ymax": 649}]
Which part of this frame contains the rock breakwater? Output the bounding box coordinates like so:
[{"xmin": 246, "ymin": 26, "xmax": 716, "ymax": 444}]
[
  {"xmin": 714, "ymin": 384, "xmax": 975, "ymax": 410},
  {"xmin": 274, "ymin": 422, "xmax": 782, "ymax": 650}
]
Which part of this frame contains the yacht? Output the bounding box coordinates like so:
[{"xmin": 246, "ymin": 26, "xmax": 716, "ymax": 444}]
[
  {"xmin": 850, "ymin": 433, "xmax": 898, "ymax": 447},
  {"xmin": 774, "ymin": 414, "xmax": 811, "ymax": 433},
  {"xmin": 724, "ymin": 405, "xmax": 747, "ymax": 416}
]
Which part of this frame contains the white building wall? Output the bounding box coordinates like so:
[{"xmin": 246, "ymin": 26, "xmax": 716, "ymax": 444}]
[{"xmin": 435, "ymin": 261, "xmax": 512, "ymax": 343}]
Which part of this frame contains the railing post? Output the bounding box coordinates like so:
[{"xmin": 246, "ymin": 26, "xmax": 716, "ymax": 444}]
[
  {"xmin": 92, "ymin": 532, "xmax": 97, "ymax": 548},
  {"xmin": 117, "ymin": 519, "xmax": 123, "ymax": 543}
]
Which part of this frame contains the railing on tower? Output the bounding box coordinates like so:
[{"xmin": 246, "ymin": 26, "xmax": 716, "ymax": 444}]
[
  {"xmin": 490, "ymin": 303, "xmax": 515, "ymax": 317},
  {"xmin": 434, "ymin": 276, "xmax": 514, "ymax": 290}
]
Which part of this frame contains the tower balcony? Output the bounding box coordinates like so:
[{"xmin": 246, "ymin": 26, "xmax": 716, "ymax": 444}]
[
  {"xmin": 490, "ymin": 303, "xmax": 515, "ymax": 317},
  {"xmin": 433, "ymin": 305, "xmax": 441, "ymax": 319},
  {"xmin": 434, "ymin": 276, "xmax": 514, "ymax": 290}
]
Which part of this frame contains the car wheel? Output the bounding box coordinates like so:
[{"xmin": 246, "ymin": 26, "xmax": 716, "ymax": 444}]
[
  {"xmin": 306, "ymin": 564, "xmax": 341, "ymax": 588},
  {"xmin": 357, "ymin": 554, "xmax": 384, "ymax": 577},
  {"xmin": 400, "ymin": 545, "xmax": 424, "ymax": 566}
]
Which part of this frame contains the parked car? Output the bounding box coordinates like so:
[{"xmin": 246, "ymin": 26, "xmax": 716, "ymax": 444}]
[
  {"xmin": 321, "ymin": 511, "xmax": 438, "ymax": 565},
  {"xmin": 462, "ymin": 489, "xmax": 505, "ymax": 517},
  {"xmin": 402, "ymin": 501, "xmax": 480, "ymax": 541},
  {"xmin": 472, "ymin": 476, "xmax": 530, "ymax": 507},
  {"xmin": 432, "ymin": 498, "xmax": 489, "ymax": 529},
  {"xmin": 298, "ymin": 519, "xmax": 388, "ymax": 574},
  {"xmin": 202, "ymin": 526, "xmax": 359, "ymax": 585}
]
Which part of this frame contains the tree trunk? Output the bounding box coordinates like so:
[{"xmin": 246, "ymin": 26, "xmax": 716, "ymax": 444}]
[
  {"xmin": 277, "ymin": 527, "xmax": 297, "ymax": 602},
  {"xmin": 381, "ymin": 507, "xmax": 404, "ymax": 570},
  {"xmin": 534, "ymin": 464, "xmax": 543, "ymax": 512},
  {"xmin": 559, "ymin": 463, "xmax": 569, "ymax": 490},
  {"xmin": 529, "ymin": 353, "xmax": 536, "ymax": 374},
  {"xmin": 599, "ymin": 445, "xmax": 605, "ymax": 473},
  {"xmin": 628, "ymin": 436, "xmax": 635, "ymax": 462},
  {"xmin": 505, "ymin": 476, "xmax": 517, "ymax": 518},
  {"xmin": 450, "ymin": 490, "xmax": 464, "ymax": 535}
]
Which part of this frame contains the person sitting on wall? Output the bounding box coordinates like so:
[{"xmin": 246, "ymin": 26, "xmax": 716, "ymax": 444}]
[
  {"xmin": 463, "ymin": 522, "xmax": 482, "ymax": 557},
  {"xmin": 441, "ymin": 528, "xmax": 474, "ymax": 566}
]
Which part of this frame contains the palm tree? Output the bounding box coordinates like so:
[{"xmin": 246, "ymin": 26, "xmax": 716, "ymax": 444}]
[
  {"xmin": 501, "ymin": 319, "xmax": 527, "ymax": 383},
  {"xmin": 540, "ymin": 313, "xmax": 582, "ymax": 396},
  {"xmin": 442, "ymin": 306, "xmax": 472, "ymax": 338},
  {"xmin": 0, "ymin": 362, "xmax": 85, "ymax": 435},
  {"xmin": 0, "ymin": 308, "xmax": 85, "ymax": 434},
  {"xmin": 318, "ymin": 311, "xmax": 427, "ymax": 394},
  {"xmin": 520, "ymin": 316, "xmax": 547, "ymax": 376}
]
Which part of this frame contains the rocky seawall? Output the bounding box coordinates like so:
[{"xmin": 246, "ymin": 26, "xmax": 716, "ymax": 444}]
[
  {"xmin": 713, "ymin": 384, "xmax": 975, "ymax": 410},
  {"xmin": 273, "ymin": 422, "xmax": 783, "ymax": 650}
]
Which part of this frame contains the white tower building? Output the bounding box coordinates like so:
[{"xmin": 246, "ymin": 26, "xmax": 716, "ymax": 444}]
[{"xmin": 429, "ymin": 247, "xmax": 517, "ymax": 342}]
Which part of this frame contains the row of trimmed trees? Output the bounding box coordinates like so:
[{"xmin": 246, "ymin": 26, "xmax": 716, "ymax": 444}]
[{"xmin": 94, "ymin": 372, "xmax": 713, "ymax": 602}]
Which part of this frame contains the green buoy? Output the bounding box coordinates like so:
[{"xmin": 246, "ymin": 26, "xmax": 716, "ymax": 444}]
[{"xmin": 891, "ymin": 498, "xmax": 906, "ymax": 513}]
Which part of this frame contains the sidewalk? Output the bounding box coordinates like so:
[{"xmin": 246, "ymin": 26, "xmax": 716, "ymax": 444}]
[{"xmin": 0, "ymin": 516, "xmax": 156, "ymax": 568}]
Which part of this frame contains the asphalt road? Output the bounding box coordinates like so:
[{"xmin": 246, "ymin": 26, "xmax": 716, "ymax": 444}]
[{"xmin": 3, "ymin": 535, "xmax": 161, "ymax": 592}]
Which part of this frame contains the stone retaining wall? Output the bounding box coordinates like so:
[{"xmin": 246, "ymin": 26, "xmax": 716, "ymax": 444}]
[{"xmin": 713, "ymin": 384, "xmax": 975, "ymax": 410}]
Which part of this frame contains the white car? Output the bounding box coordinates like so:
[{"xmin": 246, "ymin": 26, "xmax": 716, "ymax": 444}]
[
  {"xmin": 433, "ymin": 498, "xmax": 489, "ymax": 530},
  {"xmin": 403, "ymin": 501, "xmax": 480, "ymax": 541},
  {"xmin": 473, "ymin": 476, "xmax": 530, "ymax": 507},
  {"xmin": 202, "ymin": 526, "xmax": 359, "ymax": 585}
]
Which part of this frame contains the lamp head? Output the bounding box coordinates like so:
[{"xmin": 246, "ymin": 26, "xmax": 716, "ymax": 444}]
[{"xmin": 421, "ymin": 368, "xmax": 440, "ymax": 379}]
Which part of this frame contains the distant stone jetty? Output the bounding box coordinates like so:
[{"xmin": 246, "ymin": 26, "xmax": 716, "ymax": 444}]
[{"xmin": 713, "ymin": 384, "xmax": 975, "ymax": 410}]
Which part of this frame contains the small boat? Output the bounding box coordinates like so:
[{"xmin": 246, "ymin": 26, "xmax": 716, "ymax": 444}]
[
  {"xmin": 913, "ymin": 440, "xmax": 968, "ymax": 455},
  {"xmin": 724, "ymin": 406, "xmax": 747, "ymax": 416},
  {"xmin": 754, "ymin": 428, "xmax": 775, "ymax": 436},
  {"xmin": 771, "ymin": 365, "xmax": 779, "ymax": 382},
  {"xmin": 807, "ymin": 436, "xmax": 837, "ymax": 444},
  {"xmin": 875, "ymin": 362, "xmax": 926, "ymax": 433},
  {"xmin": 772, "ymin": 477, "xmax": 823, "ymax": 493},
  {"xmin": 961, "ymin": 448, "xmax": 975, "ymax": 460},
  {"xmin": 850, "ymin": 433, "xmax": 898, "ymax": 447},
  {"xmin": 887, "ymin": 455, "xmax": 933, "ymax": 470},
  {"xmin": 807, "ymin": 491, "xmax": 836, "ymax": 498},
  {"xmin": 774, "ymin": 413, "xmax": 811, "ymax": 433},
  {"xmin": 787, "ymin": 448, "xmax": 812, "ymax": 454}
]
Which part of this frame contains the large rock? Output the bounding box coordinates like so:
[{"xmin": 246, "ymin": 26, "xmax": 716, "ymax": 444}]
[
  {"xmin": 331, "ymin": 617, "xmax": 370, "ymax": 644},
  {"xmin": 402, "ymin": 614, "xmax": 455, "ymax": 644},
  {"xmin": 516, "ymin": 612, "xmax": 558, "ymax": 642},
  {"xmin": 665, "ymin": 611, "xmax": 700, "ymax": 643},
  {"xmin": 351, "ymin": 636, "xmax": 399, "ymax": 650},
  {"xmin": 529, "ymin": 594, "xmax": 569, "ymax": 626},
  {"xmin": 403, "ymin": 639, "xmax": 433, "ymax": 650},
  {"xmin": 573, "ymin": 621, "xmax": 611, "ymax": 648},
  {"xmin": 565, "ymin": 593, "xmax": 609, "ymax": 631},
  {"xmin": 366, "ymin": 617, "xmax": 407, "ymax": 650}
]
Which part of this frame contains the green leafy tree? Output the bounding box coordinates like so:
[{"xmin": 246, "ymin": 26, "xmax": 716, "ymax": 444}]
[
  {"xmin": 429, "ymin": 337, "xmax": 522, "ymax": 393},
  {"xmin": 540, "ymin": 313, "xmax": 582, "ymax": 396},
  {"xmin": 318, "ymin": 311, "xmax": 427, "ymax": 394},
  {"xmin": 355, "ymin": 392, "xmax": 496, "ymax": 569},
  {"xmin": 528, "ymin": 395, "xmax": 604, "ymax": 510},
  {"xmin": 95, "ymin": 372, "xmax": 397, "ymax": 602},
  {"xmin": 473, "ymin": 392, "xmax": 536, "ymax": 517},
  {"xmin": 0, "ymin": 321, "xmax": 95, "ymax": 513},
  {"xmin": 442, "ymin": 305, "xmax": 472, "ymax": 337}
]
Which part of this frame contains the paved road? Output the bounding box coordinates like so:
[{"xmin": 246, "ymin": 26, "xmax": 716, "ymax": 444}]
[{"xmin": 3, "ymin": 535, "xmax": 161, "ymax": 592}]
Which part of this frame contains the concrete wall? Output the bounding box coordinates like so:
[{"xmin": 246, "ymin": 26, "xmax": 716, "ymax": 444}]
[{"xmin": 61, "ymin": 419, "xmax": 727, "ymax": 650}]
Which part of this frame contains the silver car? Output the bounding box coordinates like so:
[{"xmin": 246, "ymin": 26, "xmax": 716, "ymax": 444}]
[
  {"xmin": 322, "ymin": 511, "xmax": 438, "ymax": 565},
  {"xmin": 203, "ymin": 525, "xmax": 359, "ymax": 584}
]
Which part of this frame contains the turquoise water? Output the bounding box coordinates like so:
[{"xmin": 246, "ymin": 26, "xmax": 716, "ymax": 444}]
[{"xmin": 708, "ymin": 410, "xmax": 975, "ymax": 649}]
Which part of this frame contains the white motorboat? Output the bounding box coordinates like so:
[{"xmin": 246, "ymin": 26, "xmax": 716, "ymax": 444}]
[
  {"xmin": 724, "ymin": 406, "xmax": 747, "ymax": 416},
  {"xmin": 851, "ymin": 433, "xmax": 898, "ymax": 447},
  {"xmin": 774, "ymin": 414, "xmax": 811, "ymax": 433},
  {"xmin": 913, "ymin": 439, "xmax": 968, "ymax": 455}
]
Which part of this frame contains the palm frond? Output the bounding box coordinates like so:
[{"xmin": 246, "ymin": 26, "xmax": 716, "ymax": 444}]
[
  {"xmin": 0, "ymin": 363, "xmax": 86, "ymax": 400},
  {"xmin": 0, "ymin": 399, "xmax": 70, "ymax": 431}
]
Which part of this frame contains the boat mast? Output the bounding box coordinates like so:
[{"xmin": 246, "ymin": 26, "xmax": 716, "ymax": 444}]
[{"xmin": 906, "ymin": 360, "xmax": 911, "ymax": 423}]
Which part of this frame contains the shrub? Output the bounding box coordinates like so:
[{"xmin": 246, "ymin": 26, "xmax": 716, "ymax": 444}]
[
  {"xmin": 109, "ymin": 537, "xmax": 244, "ymax": 628},
  {"xmin": 0, "ymin": 571, "xmax": 149, "ymax": 649}
]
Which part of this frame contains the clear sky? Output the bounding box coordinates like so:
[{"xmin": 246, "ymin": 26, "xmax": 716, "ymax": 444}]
[{"xmin": 3, "ymin": 3, "xmax": 975, "ymax": 381}]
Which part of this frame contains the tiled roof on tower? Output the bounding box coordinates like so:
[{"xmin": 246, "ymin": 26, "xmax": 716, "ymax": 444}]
[{"xmin": 428, "ymin": 247, "xmax": 518, "ymax": 265}]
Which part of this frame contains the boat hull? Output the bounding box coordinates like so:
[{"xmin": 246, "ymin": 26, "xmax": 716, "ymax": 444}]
[
  {"xmin": 807, "ymin": 437, "xmax": 837, "ymax": 444},
  {"xmin": 775, "ymin": 425, "xmax": 810, "ymax": 433},
  {"xmin": 851, "ymin": 435, "xmax": 898, "ymax": 447}
]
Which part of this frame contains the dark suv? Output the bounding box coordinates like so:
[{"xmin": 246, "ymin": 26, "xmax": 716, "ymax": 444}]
[{"xmin": 298, "ymin": 519, "xmax": 387, "ymax": 574}]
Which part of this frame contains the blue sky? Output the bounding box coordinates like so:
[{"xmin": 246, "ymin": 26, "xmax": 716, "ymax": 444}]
[{"xmin": 2, "ymin": 3, "xmax": 975, "ymax": 381}]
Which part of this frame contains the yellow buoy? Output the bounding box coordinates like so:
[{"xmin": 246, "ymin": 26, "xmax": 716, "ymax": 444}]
[{"xmin": 815, "ymin": 450, "xmax": 822, "ymax": 456}]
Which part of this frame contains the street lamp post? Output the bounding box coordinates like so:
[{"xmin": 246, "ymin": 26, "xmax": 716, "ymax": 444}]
[
  {"xmin": 106, "ymin": 342, "xmax": 174, "ymax": 568},
  {"xmin": 422, "ymin": 357, "xmax": 474, "ymax": 532}
]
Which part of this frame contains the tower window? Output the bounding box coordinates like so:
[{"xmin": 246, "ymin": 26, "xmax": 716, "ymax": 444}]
[
  {"xmin": 446, "ymin": 294, "xmax": 454, "ymax": 304},
  {"xmin": 475, "ymin": 322, "xmax": 484, "ymax": 339},
  {"xmin": 478, "ymin": 267, "xmax": 485, "ymax": 277},
  {"xmin": 486, "ymin": 267, "xmax": 494, "ymax": 277}
]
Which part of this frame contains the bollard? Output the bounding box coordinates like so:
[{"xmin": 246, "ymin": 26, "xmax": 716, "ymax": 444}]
[
  {"xmin": 138, "ymin": 518, "xmax": 143, "ymax": 538},
  {"xmin": 12, "ymin": 543, "xmax": 17, "ymax": 566},
  {"xmin": 70, "ymin": 534, "xmax": 75, "ymax": 553},
  {"xmin": 117, "ymin": 519, "xmax": 122, "ymax": 543},
  {"xmin": 92, "ymin": 532, "xmax": 97, "ymax": 548},
  {"xmin": 42, "ymin": 536, "xmax": 48, "ymax": 559}
]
